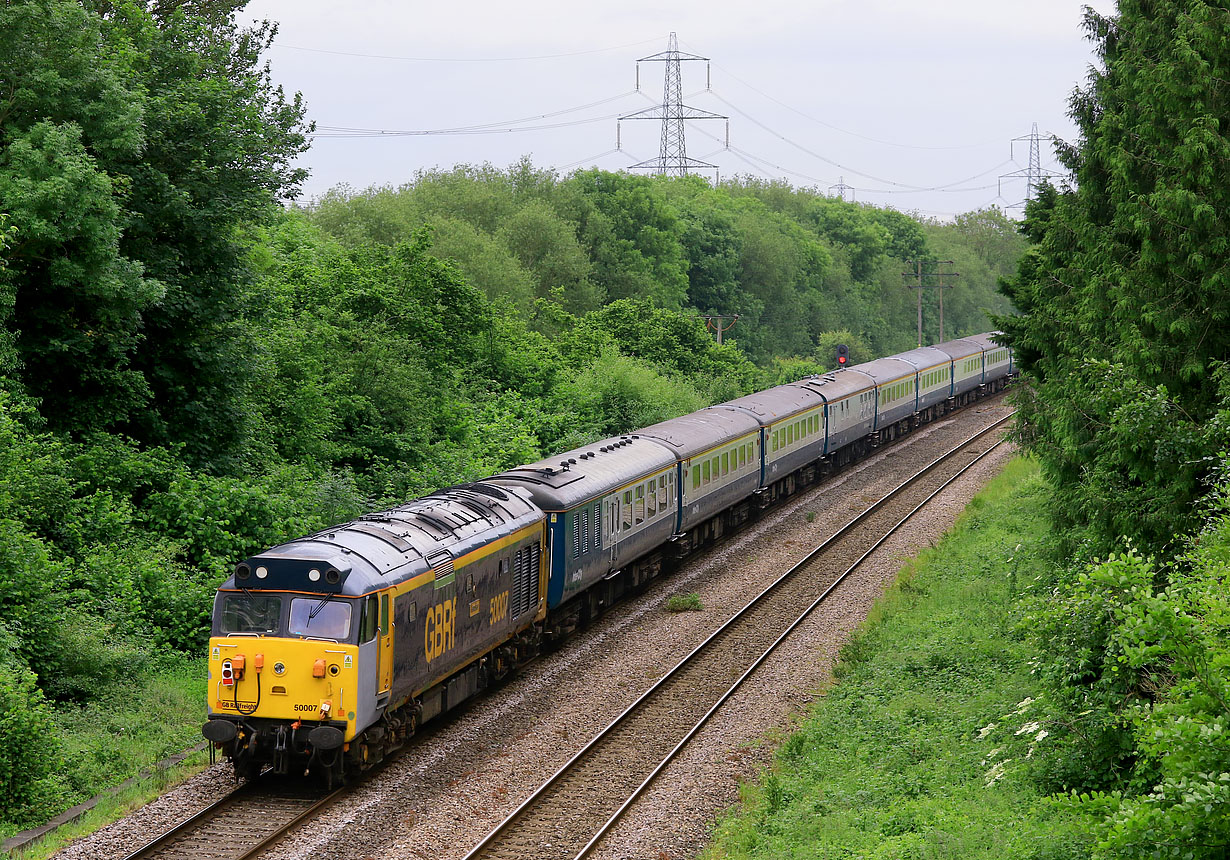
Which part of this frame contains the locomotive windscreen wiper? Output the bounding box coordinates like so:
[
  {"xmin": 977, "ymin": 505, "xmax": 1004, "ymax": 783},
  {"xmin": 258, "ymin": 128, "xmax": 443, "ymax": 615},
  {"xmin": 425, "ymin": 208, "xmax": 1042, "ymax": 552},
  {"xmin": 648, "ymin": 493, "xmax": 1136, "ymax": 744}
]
[{"xmin": 307, "ymin": 593, "xmax": 332, "ymax": 623}]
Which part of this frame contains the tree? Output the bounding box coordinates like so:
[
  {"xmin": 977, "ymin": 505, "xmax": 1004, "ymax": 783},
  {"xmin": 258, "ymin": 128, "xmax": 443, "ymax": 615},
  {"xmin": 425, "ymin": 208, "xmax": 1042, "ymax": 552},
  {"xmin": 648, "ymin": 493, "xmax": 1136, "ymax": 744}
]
[
  {"xmin": 0, "ymin": 0, "xmax": 311, "ymax": 468},
  {"xmin": 558, "ymin": 170, "xmax": 689, "ymax": 308},
  {"xmin": 997, "ymin": 0, "xmax": 1230, "ymax": 553}
]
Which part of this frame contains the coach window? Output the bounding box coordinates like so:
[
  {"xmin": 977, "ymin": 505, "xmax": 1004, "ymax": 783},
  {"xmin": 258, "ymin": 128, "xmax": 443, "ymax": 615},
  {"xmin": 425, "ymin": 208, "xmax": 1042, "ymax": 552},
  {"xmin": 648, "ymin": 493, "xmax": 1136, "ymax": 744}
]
[
  {"xmin": 622, "ymin": 491, "xmax": 633, "ymax": 530},
  {"xmin": 659, "ymin": 475, "xmax": 669, "ymax": 506},
  {"xmin": 634, "ymin": 484, "xmax": 645, "ymax": 525},
  {"xmin": 647, "ymin": 482, "xmax": 657, "ymax": 518},
  {"xmin": 692, "ymin": 465, "xmax": 700, "ymax": 491},
  {"xmin": 721, "ymin": 451, "xmax": 729, "ymax": 476},
  {"xmin": 702, "ymin": 459, "xmax": 711, "ymax": 484}
]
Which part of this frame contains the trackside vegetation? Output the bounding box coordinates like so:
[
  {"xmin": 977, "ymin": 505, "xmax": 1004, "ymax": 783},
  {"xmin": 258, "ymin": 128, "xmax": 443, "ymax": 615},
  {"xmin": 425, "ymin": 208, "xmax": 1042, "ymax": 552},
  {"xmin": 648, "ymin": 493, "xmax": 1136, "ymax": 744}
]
[{"xmin": 705, "ymin": 458, "xmax": 1091, "ymax": 860}]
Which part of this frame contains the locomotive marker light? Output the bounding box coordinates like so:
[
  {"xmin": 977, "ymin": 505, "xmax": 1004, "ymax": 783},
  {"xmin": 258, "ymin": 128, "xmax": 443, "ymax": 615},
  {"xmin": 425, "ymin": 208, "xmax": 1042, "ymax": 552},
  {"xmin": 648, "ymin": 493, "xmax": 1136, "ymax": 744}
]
[{"xmin": 220, "ymin": 659, "xmax": 235, "ymax": 687}]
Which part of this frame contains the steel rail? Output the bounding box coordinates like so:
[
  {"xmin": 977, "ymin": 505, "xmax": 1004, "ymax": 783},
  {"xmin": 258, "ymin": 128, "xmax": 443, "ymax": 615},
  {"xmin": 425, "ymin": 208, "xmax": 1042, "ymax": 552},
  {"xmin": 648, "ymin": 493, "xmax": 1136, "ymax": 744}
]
[
  {"xmin": 119, "ymin": 778, "xmax": 343, "ymax": 860},
  {"xmin": 576, "ymin": 416, "xmax": 1013, "ymax": 858},
  {"xmin": 463, "ymin": 411, "xmax": 1014, "ymax": 860}
]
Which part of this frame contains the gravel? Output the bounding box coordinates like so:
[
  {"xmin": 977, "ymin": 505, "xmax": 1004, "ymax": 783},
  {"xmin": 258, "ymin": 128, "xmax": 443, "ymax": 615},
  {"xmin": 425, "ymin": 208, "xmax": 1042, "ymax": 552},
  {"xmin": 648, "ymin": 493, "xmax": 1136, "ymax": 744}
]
[{"xmin": 51, "ymin": 401, "xmax": 1015, "ymax": 860}]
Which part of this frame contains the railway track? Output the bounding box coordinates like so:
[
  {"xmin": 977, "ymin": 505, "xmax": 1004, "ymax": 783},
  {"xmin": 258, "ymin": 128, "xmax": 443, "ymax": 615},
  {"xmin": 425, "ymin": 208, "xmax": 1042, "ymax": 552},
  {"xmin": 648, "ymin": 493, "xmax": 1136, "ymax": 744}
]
[
  {"xmin": 463, "ymin": 413, "xmax": 1014, "ymax": 860},
  {"xmin": 118, "ymin": 778, "xmax": 341, "ymax": 860}
]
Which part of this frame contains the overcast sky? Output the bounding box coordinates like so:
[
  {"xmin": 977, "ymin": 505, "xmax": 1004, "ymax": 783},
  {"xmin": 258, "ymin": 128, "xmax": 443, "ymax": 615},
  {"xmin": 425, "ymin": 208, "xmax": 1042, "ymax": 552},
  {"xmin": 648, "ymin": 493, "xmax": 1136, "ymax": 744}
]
[{"xmin": 242, "ymin": 0, "xmax": 1116, "ymax": 219}]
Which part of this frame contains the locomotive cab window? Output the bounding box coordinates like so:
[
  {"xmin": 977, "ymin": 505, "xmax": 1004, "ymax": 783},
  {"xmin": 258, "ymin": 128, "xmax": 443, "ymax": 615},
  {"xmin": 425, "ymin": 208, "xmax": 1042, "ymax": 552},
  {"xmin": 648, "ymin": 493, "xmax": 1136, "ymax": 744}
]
[
  {"xmin": 288, "ymin": 596, "xmax": 352, "ymax": 641},
  {"xmin": 219, "ymin": 594, "xmax": 281, "ymax": 635}
]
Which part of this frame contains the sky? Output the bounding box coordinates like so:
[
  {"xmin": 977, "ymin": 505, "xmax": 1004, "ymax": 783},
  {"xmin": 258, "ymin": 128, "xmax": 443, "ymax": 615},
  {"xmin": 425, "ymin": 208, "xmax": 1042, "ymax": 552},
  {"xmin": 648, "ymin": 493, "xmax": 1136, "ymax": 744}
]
[{"xmin": 241, "ymin": 0, "xmax": 1117, "ymax": 220}]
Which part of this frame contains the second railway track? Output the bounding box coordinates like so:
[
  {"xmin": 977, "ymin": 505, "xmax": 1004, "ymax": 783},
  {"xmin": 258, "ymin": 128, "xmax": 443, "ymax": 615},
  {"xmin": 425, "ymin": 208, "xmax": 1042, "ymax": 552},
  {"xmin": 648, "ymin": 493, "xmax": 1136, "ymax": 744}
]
[
  {"xmin": 119, "ymin": 779, "xmax": 340, "ymax": 860},
  {"xmin": 464, "ymin": 413, "xmax": 1014, "ymax": 860}
]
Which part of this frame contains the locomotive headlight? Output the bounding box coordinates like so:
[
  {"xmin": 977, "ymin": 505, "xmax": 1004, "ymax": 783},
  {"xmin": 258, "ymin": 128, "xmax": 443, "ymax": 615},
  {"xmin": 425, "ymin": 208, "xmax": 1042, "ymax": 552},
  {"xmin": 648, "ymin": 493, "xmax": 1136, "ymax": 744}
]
[{"xmin": 273, "ymin": 662, "xmax": 286, "ymax": 676}]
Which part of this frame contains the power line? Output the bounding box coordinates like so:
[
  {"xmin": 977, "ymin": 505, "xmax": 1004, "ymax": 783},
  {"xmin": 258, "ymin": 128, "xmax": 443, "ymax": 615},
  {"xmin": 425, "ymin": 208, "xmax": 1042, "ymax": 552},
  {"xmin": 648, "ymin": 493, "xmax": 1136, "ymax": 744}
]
[
  {"xmin": 312, "ymin": 114, "xmax": 621, "ymax": 138},
  {"xmin": 272, "ymin": 37, "xmax": 662, "ymax": 63},
  {"xmin": 678, "ymin": 42, "xmax": 1004, "ymax": 153},
  {"xmin": 311, "ymin": 91, "xmax": 642, "ymax": 138}
]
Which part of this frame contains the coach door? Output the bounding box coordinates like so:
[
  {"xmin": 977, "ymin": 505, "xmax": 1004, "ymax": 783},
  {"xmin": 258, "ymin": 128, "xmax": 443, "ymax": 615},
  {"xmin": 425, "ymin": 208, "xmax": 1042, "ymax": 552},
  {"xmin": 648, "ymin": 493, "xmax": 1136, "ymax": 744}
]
[{"xmin": 605, "ymin": 494, "xmax": 621, "ymax": 564}]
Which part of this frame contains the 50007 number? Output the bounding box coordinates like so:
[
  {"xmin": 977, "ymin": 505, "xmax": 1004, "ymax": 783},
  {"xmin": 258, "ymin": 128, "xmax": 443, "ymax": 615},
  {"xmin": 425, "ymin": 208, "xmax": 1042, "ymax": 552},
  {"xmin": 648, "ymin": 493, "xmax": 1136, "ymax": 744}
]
[{"xmin": 489, "ymin": 590, "xmax": 509, "ymax": 626}]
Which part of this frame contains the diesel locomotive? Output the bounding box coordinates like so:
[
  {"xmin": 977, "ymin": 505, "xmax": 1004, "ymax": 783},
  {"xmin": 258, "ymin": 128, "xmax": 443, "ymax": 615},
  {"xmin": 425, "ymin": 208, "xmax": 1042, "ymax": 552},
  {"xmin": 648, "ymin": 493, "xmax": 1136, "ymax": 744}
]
[{"xmin": 202, "ymin": 333, "xmax": 1012, "ymax": 783}]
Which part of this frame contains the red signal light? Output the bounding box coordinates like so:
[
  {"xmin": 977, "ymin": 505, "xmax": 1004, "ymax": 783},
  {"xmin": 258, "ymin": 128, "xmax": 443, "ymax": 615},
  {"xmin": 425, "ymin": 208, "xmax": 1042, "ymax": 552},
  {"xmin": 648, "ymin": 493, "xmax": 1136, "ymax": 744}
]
[{"xmin": 221, "ymin": 659, "xmax": 234, "ymax": 687}]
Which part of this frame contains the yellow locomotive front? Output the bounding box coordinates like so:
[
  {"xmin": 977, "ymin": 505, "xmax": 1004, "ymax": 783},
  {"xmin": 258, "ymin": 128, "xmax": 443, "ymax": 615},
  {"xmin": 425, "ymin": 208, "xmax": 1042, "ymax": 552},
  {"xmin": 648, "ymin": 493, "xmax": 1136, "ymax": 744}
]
[{"xmin": 202, "ymin": 555, "xmax": 384, "ymax": 783}]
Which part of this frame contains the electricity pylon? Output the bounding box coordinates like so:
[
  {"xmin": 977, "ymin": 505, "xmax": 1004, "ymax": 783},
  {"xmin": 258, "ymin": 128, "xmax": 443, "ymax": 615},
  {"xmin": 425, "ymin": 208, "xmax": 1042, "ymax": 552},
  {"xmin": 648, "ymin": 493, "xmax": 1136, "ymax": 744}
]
[
  {"xmin": 618, "ymin": 33, "xmax": 727, "ymax": 176},
  {"xmin": 999, "ymin": 123, "xmax": 1061, "ymax": 210}
]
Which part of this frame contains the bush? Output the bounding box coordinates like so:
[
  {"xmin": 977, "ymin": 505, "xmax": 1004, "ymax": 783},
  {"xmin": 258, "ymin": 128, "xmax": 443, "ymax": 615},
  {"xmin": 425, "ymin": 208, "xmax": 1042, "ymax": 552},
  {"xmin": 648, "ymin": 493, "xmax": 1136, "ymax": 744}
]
[{"xmin": 0, "ymin": 660, "xmax": 60, "ymax": 822}]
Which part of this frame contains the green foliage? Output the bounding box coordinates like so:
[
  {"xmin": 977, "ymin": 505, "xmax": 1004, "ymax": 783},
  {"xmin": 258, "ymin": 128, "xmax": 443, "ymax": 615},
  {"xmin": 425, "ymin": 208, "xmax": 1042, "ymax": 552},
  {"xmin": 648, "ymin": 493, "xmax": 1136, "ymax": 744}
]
[
  {"xmin": 1038, "ymin": 501, "xmax": 1230, "ymax": 859},
  {"xmin": 665, "ymin": 593, "xmax": 703, "ymax": 612},
  {"xmin": 1023, "ymin": 549, "xmax": 1157, "ymax": 795},
  {"xmin": 997, "ymin": 0, "xmax": 1230, "ymax": 556},
  {"xmin": 0, "ymin": 659, "xmax": 59, "ymax": 824},
  {"xmin": 707, "ymin": 459, "xmax": 1088, "ymax": 860},
  {"xmin": 0, "ymin": 0, "xmax": 310, "ymax": 468}
]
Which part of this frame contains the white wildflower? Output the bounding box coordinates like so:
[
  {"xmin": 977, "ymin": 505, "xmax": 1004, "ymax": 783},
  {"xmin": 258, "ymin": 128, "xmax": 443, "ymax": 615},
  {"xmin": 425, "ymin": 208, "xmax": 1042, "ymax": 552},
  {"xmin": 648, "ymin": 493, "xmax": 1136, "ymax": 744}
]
[
  {"xmin": 984, "ymin": 760, "xmax": 1009, "ymax": 786},
  {"xmin": 1035, "ymin": 729, "xmax": 1049, "ymax": 742},
  {"xmin": 1015, "ymin": 721, "xmax": 1041, "ymax": 736},
  {"xmin": 1011, "ymin": 697, "xmax": 1035, "ymax": 715},
  {"xmin": 978, "ymin": 723, "xmax": 997, "ymax": 739}
]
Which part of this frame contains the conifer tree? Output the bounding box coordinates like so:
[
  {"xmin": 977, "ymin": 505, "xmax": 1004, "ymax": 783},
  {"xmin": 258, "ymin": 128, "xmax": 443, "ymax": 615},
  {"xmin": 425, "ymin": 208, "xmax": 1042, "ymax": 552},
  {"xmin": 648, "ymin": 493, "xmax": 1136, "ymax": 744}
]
[{"xmin": 998, "ymin": 0, "xmax": 1230, "ymax": 552}]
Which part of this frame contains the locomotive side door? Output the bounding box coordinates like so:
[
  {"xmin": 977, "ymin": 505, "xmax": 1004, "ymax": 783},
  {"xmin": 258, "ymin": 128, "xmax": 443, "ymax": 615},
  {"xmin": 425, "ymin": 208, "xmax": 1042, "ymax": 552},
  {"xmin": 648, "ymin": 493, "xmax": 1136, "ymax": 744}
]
[{"xmin": 377, "ymin": 591, "xmax": 392, "ymax": 697}]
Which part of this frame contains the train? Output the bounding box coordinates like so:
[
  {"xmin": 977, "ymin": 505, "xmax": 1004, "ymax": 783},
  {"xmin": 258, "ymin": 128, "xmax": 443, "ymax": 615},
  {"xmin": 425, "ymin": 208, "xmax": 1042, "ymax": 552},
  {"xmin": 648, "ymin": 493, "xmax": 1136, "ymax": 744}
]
[{"xmin": 202, "ymin": 333, "xmax": 1013, "ymax": 784}]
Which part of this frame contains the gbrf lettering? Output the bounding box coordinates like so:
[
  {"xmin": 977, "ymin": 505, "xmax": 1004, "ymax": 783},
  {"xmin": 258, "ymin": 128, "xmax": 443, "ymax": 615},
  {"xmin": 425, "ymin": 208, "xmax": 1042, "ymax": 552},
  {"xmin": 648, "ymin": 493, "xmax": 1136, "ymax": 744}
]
[{"xmin": 424, "ymin": 597, "xmax": 457, "ymax": 663}]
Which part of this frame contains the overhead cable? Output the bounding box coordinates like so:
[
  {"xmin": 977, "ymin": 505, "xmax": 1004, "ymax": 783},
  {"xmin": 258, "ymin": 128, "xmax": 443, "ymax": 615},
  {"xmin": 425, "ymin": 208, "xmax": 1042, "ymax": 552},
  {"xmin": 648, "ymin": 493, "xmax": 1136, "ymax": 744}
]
[{"xmin": 273, "ymin": 37, "xmax": 662, "ymax": 63}]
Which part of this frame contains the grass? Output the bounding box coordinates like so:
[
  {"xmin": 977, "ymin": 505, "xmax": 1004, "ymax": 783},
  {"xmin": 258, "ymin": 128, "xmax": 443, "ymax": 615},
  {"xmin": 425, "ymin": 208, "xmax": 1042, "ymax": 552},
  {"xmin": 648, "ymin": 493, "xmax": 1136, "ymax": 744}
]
[
  {"xmin": 1, "ymin": 655, "xmax": 214, "ymax": 855},
  {"xmin": 666, "ymin": 592, "xmax": 705, "ymax": 612},
  {"xmin": 704, "ymin": 457, "xmax": 1089, "ymax": 860}
]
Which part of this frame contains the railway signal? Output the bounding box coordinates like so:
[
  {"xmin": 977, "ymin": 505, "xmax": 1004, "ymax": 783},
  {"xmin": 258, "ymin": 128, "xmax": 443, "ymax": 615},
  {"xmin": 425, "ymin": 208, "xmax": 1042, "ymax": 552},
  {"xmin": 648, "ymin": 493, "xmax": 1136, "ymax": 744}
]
[{"xmin": 836, "ymin": 344, "xmax": 849, "ymax": 368}]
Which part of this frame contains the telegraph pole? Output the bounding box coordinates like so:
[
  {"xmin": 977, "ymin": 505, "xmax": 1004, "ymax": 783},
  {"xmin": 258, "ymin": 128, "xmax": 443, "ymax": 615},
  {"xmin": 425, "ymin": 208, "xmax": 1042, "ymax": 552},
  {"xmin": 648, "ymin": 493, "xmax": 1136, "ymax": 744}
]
[
  {"xmin": 903, "ymin": 260, "xmax": 960, "ymax": 346},
  {"xmin": 699, "ymin": 314, "xmax": 739, "ymax": 344},
  {"xmin": 619, "ymin": 33, "xmax": 727, "ymax": 177}
]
